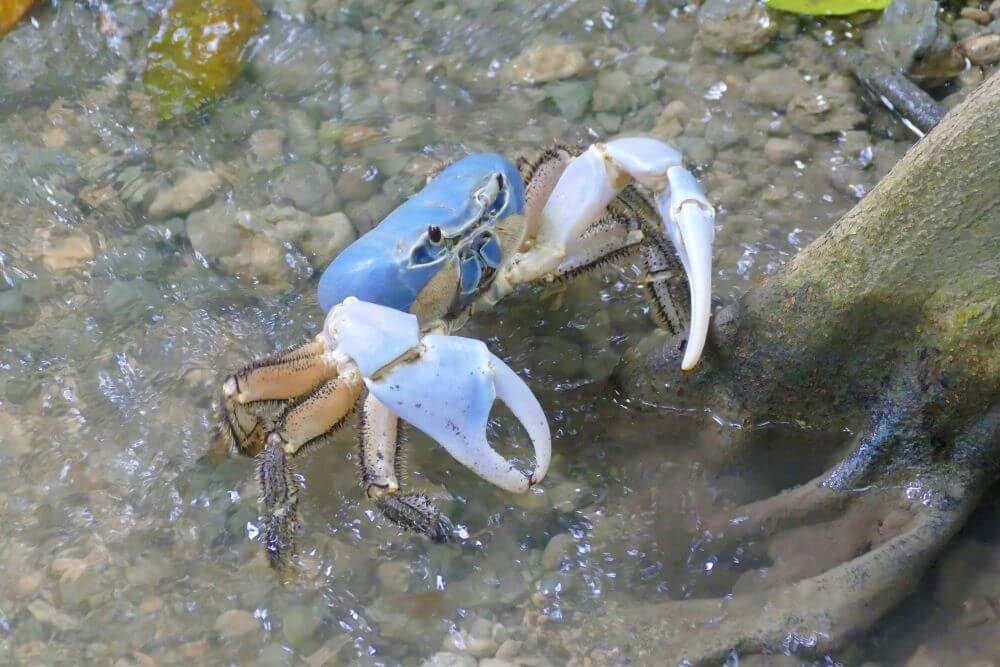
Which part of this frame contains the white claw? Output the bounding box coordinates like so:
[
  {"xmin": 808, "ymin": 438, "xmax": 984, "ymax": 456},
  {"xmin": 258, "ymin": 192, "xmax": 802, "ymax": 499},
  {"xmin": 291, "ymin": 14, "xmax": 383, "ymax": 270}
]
[
  {"xmin": 364, "ymin": 334, "xmax": 551, "ymax": 493},
  {"xmin": 659, "ymin": 165, "xmax": 716, "ymax": 371}
]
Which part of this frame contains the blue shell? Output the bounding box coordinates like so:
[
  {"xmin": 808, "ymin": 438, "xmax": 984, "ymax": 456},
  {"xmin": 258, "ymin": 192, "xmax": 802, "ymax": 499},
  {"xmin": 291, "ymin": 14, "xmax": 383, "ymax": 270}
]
[{"xmin": 318, "ymin": 153, "xmax": 525, "ymax": 313}]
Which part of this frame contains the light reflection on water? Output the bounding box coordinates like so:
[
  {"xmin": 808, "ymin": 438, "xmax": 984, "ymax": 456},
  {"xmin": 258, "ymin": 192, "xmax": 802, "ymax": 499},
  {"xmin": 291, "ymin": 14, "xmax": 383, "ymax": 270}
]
[{"xmin": 0, "ymin": 0, "xmax": 935, "ymax": 664}]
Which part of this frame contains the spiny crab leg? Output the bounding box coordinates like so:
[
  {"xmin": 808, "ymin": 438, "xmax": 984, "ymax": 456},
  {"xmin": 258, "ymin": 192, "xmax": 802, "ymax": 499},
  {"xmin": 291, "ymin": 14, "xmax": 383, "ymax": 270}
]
[
  {"xmin": 326, "ymin": 298, "xmax": 552, "ymax": 494},
  {"xmin": 504, "ymin": 137, "xmax": 716, "ymax": 371}
]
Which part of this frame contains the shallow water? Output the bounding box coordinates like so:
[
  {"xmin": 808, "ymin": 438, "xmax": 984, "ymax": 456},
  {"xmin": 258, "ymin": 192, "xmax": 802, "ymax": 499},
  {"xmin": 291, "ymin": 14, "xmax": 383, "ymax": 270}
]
[{"xmin": 0, "ymin": 1, "xmax": 986, "ymax": 665}]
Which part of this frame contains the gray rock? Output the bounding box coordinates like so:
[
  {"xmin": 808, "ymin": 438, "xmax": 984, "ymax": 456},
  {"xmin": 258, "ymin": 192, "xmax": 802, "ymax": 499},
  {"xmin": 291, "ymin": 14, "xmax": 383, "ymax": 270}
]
[
  {"xmin": 420, "ymin": 653, "xmax": 477, "ymax": 667},
  {"xmin": 149, "ymin": 170, "xmax": 222, "ymax": 219},
  {"xmin": 271, "ymin": 162, "xmax": 338, "ymax": 215},
  {"xmin": 674, "ymin": 136, "xmax": 715, "ymax": 166},
  {"xmin": 787, "ymin": 82, "xmax": 866, "ymax": 135},
  {"xmin": 249, "ymin": 20, "xmax": 338, "ymax": 98},
  {"xmin": 214, "ymin": 609, "xmax": 259, "ymax": 639},
  {"xmin": 305, "ymin": 212, "xmax": 356, "ymax": 266},
  {"xmin": 548, "ymin": 480, "xmax": 593, "ymax": 512},
  {"xmin": 186, "ymin": 202, "xmax": 243, "ymax": 259},
  {"xmin": 764, "ymin": 137, "xmax": 808, "ymax": 164},
  {"xmin": 864, "ymin": 0, "xmax": 940, "ymax": 70},
  {"xmin": 281, "ymin": 605, "xmax": 322, "ymax": 645},
  {"xmin": 0, "ymin": 287, "xmax": 37, "ymax": 330},
  {"xmin": 286, "ymin": 110, "xmax": 318, "ymax": 161},
  {"xmin": 951, "ymin": 17, "xmax": 986, "ymax": 42},
  {"xmin": 744, "ymin": 69, "xmax": 809, "ymax": 110},
  {"xmin": 591, "ymin": 70, "xmax": 654, "ymax": 113},
  {"xmin": 336, "ymin": 165, "xmax": 380, "ymax": 202},
  {"xmin": 542, "ymin": 533, "xmax": 576, "ymax": 571},
  {"xmin": 543, "ymin": 80, "xmax": 593, "ymax": 121},
  {"xmin": 698, "ymin": 0, "xmax": 777, "ymax": 54},
  {"xmin": 376, "ymin": 561, "xmax": 410, "ymax": 594}
]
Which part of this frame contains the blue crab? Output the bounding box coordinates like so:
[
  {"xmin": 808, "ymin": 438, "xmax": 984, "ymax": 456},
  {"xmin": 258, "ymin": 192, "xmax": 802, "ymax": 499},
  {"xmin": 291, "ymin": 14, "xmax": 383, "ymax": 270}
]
[{"xmin": 220, "ymin": 137, "xmax": 716, "ymax": 565}]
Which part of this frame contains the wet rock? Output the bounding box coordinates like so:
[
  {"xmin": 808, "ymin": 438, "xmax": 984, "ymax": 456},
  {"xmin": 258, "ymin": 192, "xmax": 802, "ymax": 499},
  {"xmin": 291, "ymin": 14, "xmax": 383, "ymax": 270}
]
[
  {"xmin": 764, "ymin": 137, "xmax": 808, "ymax": 164},
  {"xmin": 0, "ymin": 287, "xmax": 37, "ymax": 330},
  {"xmin": 249, "ymin": 21, "xmax": 338, "ymax": 98},
  {"xmin": 495, "ymin": 639, "xmax": 523, "ymax": 660},
  {"xmin": 28, "ymin": 600, "xmax": 79, "ymax": 631},
  {"xmin": 697, "ymin": 0, "xmax": 777, "ymax": 55},
  {"xmin": 787, "ymin": 81, "xmax": 866, "ymax": 135},
  {"xmin": 548, "ymin": 480, "xmax": 592, "ymax": 512},
  {"xmin": 336, "ymin": 164, "xmax": 379, "ymax": 202},
  {"xmin": 541, "ymin": 533, "xmax": 576, "ymax": 572},
  {"xmin": 214, "ymin": 609, "xmax": 259, "ymax": 639},
  {"xmin": 148, "ymin": 170, "xmax": 222, "ymax": 218},
  {"xmin": 304, "ymin": 212, "xmax": 356, "ymax": 265},
  {"xmin": 287, "ymin": 110, "xmax": 318, "ymax": 160},
  {"xmin": 592, "ymin": 69, "xmax": 655, "ymax": 113},
  {"xmin": 420, "ymin": 652, "xmax": 476, "ymax": 667},
  {"xmin": 281, "ymin": 605, "xmax": 322, "ymax": 645},
  {"xmin": 959, "ymin": 34, "xmax": 1000, "ymax": 65},
  {"xmin": 744, "ymin": 69, "xmax": 809, "ymax": 110},
  {"xmin": 506, "ymin": 44, "xmax": 587, "ymax": 84},
  {"xmin": 249, "ymin": 128, "xmax": 286, "ymax": 172},
  {"xmin": 186, "ymin": 202, "xmax": 244, "ymax": 259},
  {"xmin": 951, "ymin": 17, "xmax": 986, "ymax": 41},
  {"xmin": 271, "ymin": 161, "xmax": 338, "ymax": 215},
  {"xmin": 376, "ymin": 561, "xmax": 410, "ymax": 594},
  {"xmin": 652, "ymin": 100, "xmax": 691, "ymax": 139},
  {"xmin": 961, "ymin": 6, "xmax": 992, "ymax": 24},
  {"xmin": 33, "ymin": 230, "xmax": 94, "ymax": 271},
  {"xmin": 257, "ymin": 643, "xmax": 294, "ymax": 667},
  {"xmin": 674, "ymin": 136, "xmax": 715, "ymax": 166},
  {"xmin": 543, "ymin": 80, "xmax": 593, "ymax": 120},
  {"xmin": 863, "ymin": 0, "xmax": 939, "ymax": 70}
]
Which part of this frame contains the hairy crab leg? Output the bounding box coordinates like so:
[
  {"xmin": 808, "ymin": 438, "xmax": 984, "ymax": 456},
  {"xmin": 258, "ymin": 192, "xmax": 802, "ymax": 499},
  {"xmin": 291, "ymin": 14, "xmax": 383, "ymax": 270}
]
[
  {"xmin": 255, "ymin": 370, "xmax": 364, "ymax": 567},
  {"xmin": 503, "ymin": 137, "xmax": 716, "ymax": 370},
  {"xmin": 220, "ymin": 337, "xmax": 330, "ymax": 456},
  {"xmin": 361, "ymin": 396, "xmax": 454, "ymax": 542},
  {"xmin": 257, "ymin": 438, "xmax": 299, "ymax": 567},
  {"xmin": 266, "ymin": 369, "xmax": 364, "ymax": 454}
]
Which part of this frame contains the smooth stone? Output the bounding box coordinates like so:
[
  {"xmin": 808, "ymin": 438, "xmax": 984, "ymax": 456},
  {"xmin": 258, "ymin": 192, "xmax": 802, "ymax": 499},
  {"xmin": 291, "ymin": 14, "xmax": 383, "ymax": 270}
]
[
  {"xmin": 305, "ymin": 212, "xmax": 356, "ymax": 266},
  {"xmin": 506, "ymin": 44, "xmax": 587, "ymax": 84},
  {"xmin": 697, "ymin": 0, "xmax": 777, "ymax": 54},
  {"xmin": 548, "ymin": 481, "xmax": 593, "ymax": 512},
  {"xmin": 543, "ymin": 80, "xmax": 593, "ymax": 120},
  {"xmin": 376, "ymin": 561, "xmax": 410, "ymax": 594},
  {"xmin": 186, "ymin": 202, "xmax": 243, "ymax": 259},
  {"xmin": 863, "ymin": 0, "xmax": 940, "ymax": 69},
  {"xmin": 272, "ymin": 161, "xmax": 338, "ymax": 215},
  {"xmin": 214, "ymin": 609, "xmax": 259, "ymax": 639},
  {"xmin": 420, "ymin": 652, "xmax": 477, "ymax": 667},
  {"xmin": 249, "ymin": 21, "xmax": 338, "ymax": 98},
  {"xmin": 281, "ymin": 605, "xmax": 322, "ymax": 645},
  {"xmin": 764, "ymin": 137, "xmax": 808, "ymax": 164},
  {"xmin": 148, "ymin": 170, "xmax": 221, "ymax": 218},
  {"xmin": 745, "ymin": 69, "xmax": 809, "ymax": 110},
  {"xmin": 541, "ymin": 533, "xmax": 576, "ymax": 572},
  {"xmin": 960, "ymin": 34, "xmax": 1000, "ymax": 65}
]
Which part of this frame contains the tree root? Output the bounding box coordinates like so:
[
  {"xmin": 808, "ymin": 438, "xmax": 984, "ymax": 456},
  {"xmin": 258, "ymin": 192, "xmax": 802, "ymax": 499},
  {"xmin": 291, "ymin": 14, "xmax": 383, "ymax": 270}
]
[
  {"xmin": 568, "ymin": 472, "xmax": 982, "ymax": 665},
  {"xmin": 564, "ymin": 408, "xmax": 1000, "ymax": 665}
]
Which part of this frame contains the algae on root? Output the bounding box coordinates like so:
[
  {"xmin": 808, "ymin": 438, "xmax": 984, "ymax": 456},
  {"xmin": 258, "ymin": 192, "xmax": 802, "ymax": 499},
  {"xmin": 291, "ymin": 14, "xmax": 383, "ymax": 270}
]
[{"xmin": 143, "ymin": 0, "xmax": 263, "ymax": 121}]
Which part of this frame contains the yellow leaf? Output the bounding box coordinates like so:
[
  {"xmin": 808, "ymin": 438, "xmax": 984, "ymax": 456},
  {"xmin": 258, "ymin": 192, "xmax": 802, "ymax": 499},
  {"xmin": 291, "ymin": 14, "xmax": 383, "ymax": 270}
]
[
  {"xmin": 765, "ymin": 0, "xmax": 891, "ymax": 15},
  {"xmin": 0, "ymin": 0, "xmax": 38, "ymax": 37},
  {"xmin": 143, "ymin": 0, "xmax": 263, "ymax": 121}
]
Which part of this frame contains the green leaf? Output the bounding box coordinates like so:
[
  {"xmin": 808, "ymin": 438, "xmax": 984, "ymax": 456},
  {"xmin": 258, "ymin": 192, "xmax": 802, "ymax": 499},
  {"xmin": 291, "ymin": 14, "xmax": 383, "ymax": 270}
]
[
  {"xmin": 143, "ymin": 0, "xmax": 264, "ymax": 121},
  {"xmin": 765, "ymin": 0, "xmax": 891, "ymax": 15}
]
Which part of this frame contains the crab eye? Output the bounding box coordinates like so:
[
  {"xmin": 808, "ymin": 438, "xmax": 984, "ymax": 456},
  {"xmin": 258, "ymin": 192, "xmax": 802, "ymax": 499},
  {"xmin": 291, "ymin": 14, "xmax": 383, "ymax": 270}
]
[
  {"xmin": 496, "ymin": 173, "xmax": 505, "ymax": 191},
  {"xmin": 428, "ymin": 225, "xmax": 443, "ymax": 244}
]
